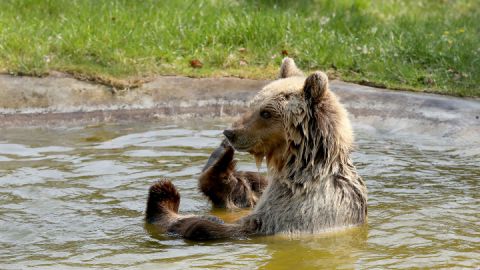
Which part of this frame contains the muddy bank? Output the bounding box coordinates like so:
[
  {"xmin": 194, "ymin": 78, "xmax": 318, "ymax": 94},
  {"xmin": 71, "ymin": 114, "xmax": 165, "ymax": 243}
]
[{"xmin": 0, "ymin": 73, "xmax": 479, "ymax": 144}]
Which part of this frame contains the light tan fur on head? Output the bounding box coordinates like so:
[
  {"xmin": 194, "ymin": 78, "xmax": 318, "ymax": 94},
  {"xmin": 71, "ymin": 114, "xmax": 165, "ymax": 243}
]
[
  {"xmin": 225, "ymin": 58, "xmax": 353, "ymax": 191},
  {"xmin": 278, "ymin": 57, "xmax": 304, "ymax": 78}
]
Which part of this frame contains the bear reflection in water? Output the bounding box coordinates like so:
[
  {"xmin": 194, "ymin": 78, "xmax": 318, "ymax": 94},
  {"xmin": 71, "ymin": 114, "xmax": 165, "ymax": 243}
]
[{"xmin": 145, "ymin": 58, "xmax": 367, "ymax": 240}]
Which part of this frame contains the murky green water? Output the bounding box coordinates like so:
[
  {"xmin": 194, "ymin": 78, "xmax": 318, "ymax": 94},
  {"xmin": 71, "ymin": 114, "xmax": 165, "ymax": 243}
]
[{"xmin": 0, "ymin": 118, "xmax": 478, "ymax": 269}]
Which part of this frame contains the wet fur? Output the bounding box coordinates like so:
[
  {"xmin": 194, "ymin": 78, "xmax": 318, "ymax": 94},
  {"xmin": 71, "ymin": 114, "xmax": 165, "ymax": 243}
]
[
  {"xmin": 146, "ymin": 180, "xmax": 250, "ymax": 240},
  {"xmin": 145, "ymin": 58, "xmax": 367, "ymax": 240},
  {"xmin": 198, "ymin": 140, "xmax": 267, "ymax": 208}
]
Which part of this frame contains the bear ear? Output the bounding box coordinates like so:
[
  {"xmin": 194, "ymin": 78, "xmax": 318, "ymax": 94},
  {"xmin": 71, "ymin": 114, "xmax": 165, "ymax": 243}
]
[
  {"xmin": 303, "ymin": 71, "xmax": 329, "ymax": 102},
  {"xmin": 279, "ymin": 57, "xmax": 304, "ymax": 78}
]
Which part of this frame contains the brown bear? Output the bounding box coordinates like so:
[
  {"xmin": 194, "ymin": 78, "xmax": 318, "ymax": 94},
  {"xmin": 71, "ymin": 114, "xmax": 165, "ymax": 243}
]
[{"xmin": 145, "ymin": 58, "xmax": 367, "ymax": 240}]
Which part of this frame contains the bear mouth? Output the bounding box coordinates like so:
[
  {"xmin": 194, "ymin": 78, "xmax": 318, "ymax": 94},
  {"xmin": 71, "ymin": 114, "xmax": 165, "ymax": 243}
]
[{"xmin": 224, "ymin": 137, "xmax": 256, "ymax": 153}]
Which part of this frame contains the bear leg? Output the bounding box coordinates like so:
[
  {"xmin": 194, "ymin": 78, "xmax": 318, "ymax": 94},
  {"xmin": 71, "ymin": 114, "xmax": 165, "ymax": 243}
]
[{"xmin": 199, "ymin": 140, "xmax": 267, "ymax": 208}]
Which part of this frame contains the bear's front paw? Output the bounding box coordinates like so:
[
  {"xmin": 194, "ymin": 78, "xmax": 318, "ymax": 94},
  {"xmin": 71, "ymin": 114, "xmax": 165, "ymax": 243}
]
[{"xmin": 202, "ymin": 139, "xmax": 236, "ymax": 172}]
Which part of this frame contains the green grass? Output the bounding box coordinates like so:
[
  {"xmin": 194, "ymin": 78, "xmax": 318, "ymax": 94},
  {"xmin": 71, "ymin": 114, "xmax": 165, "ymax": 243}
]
[{"xmin": 0, "ymin": 0, "xmax": 478, "ymax": 97}]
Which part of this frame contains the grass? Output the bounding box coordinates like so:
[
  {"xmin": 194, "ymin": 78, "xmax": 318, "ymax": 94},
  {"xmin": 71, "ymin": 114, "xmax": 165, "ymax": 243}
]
[{"xmin": 0, "ymin": 0, "xmax": 478, "ymax": 97}]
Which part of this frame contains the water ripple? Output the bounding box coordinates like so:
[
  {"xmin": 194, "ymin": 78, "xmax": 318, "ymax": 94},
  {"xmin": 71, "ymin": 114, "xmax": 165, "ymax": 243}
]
[{"xmin": 0, "ymin": 120, "xmax": 478, "ymax": 269}]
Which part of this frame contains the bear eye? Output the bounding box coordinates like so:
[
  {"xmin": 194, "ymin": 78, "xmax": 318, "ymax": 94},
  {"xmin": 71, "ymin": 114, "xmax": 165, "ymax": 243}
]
[{"xmin": 260, "ymin": 110, "xmax": 271, "ymax": 119}]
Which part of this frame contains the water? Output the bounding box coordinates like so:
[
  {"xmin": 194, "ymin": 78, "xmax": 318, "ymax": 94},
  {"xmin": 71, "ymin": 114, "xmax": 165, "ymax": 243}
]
[{"xmin": 0, "ymin": 118, "xmax": 478, "ymax": 269}]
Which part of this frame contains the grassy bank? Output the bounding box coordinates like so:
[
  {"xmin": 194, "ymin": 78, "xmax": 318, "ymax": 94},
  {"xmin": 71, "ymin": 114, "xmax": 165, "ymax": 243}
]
[{"xmin": 0, "ymin": 0, "xmax": 478, "ymax": 97}]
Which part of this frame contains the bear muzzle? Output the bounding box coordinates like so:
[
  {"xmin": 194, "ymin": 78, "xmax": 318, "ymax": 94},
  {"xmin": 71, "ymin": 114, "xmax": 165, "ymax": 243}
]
[{"xmin": 223, "ymin": 129, "xmax": 256, "ymax": 152}]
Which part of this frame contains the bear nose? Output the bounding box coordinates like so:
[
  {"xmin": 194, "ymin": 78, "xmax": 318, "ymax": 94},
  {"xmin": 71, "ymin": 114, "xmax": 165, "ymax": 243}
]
[{"xmin": 223, "ymin": 129, "xmax": 236, "ymax": 142}]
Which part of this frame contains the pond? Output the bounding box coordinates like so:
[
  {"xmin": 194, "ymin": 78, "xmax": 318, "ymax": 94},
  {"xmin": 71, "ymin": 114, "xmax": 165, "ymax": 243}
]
[{"xmin": 0, "ymin": 118, "xmax": 478, "ymax": 269}]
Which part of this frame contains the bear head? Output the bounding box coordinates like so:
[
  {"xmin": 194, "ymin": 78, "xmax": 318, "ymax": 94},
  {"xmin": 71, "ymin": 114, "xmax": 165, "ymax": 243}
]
[{"xmin": 224, "ymin": 58, "xmax": 353, "ymax": 188}]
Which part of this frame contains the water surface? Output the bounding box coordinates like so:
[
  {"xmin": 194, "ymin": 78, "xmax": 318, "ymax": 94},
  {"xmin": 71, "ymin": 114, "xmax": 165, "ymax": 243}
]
[{"xmin": 0, "ymin": 118, "xmax": 478, "ymax": 269}]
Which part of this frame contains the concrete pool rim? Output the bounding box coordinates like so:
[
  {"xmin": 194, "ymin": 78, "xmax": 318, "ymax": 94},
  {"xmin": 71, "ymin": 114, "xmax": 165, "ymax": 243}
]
[{"xmin": 0, "ymin": 73, "xmax": 479, "ymax": 145}]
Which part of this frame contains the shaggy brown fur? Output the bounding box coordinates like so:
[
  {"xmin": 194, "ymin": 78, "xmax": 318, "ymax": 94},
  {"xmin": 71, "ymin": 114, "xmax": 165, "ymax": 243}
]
[
  {"xmin": 145, "ymin": 57, "xmax": 367, "ymax": 240},
  {"xmin": 146, "ymin": 180, "xmax": 250, "ymax": 240},
  {"xmin": 198, "ymin": 140, "xmax": 267, "ymax": 208}
]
